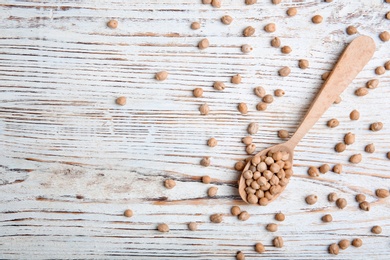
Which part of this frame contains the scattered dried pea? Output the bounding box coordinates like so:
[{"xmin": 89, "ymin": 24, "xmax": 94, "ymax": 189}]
[
  {"xmin": 355, "ymin": 87, "xmax": 368, "ymax": 96},
  {"xmin": 312, "ymin": 15, "xmax": 323, "ymax": 24},
  {"xmin": 256, "ymin": 102, "xmax": 267, "ymax": 111},
  {"xmin": 278, "ymin": 130, "xmax": 289, "ymax": 139},
  {"xmin": 241, "ymin": 44, "xmax": 253, "ymax": 53},
  {"xmin": 335, "ymin": 142, "xmax": 346, "ymax": 153},
  {"xmin": 155, "ymin": 71, "xmax": 168, "ymax": 81},
  {"xmin": 157, "ymin": 223, "xmax": 169, "ymax": 232},
  {"xmin": 235, "ymin": 161, "xmax": 245, "ymax": 171},
  {"xmin": 328, "ymin": 192, "xmax": 338, "ymax": 202},
  {"xmin": 327, "ymin": 118, "xmax": 339, "ymax": 128},
  {"xmin": 188, "ymin": 222, "xmax": 198, "ymax": 231},
  {"xmin": 338, "ymin": 239, "xmax": 350, "ymax": 250},
  {"xmin": 274, "ymin": 89, "xmax": 285, "ymax": 97},
  {"xmin": 238, "ymin": 211, "xmax": 250, "ymax": 221},
  {"xmin": 336, "ymin": 198, "xmax": 347, "ymax": 209},
  {"xmin": 350, "ymin": 109, "xmax": 360, "ymax": 120},
  {"xmin": 355, "ymin": 194, "xmax": 366, "ymax": 203},
  {"xmin": 346, "ymin": 25, "xmax": 357, "ymax": 35},
  {"xmin": 278, "ymin": 66, "xmax": 291, "ymax": 77},
  {"xmin": 264, "ymin": 23, "xmax": 276, "ymax": 33},
  {"xmin": 202, "ymin": 175, "xmax": 211, "ymax": 184},
  {"xmin": 375, "ymin": 66, "xmax": 386, "ymax": 75},
  {"xmin": 332, "ymin": 164, "xmax": 342, "ymax": 174},
  {"xmin": 262, "ymin": 94, "xmax": 274, "ymax": 104},
  {"xmin": 308, "ymin": 166, "xmax": 319, "ymax": 177},
  {"xmin": 191, "ymin": 22, "xmax": 201, "ymax": 30},
  {"xmin": 359, "ymin": 201, "xmax": 370, "ymax": 211},
  {"xmin": 334, "ymin": 96, "xmax": 342, "ymax": 104},
  {"xmin": 246, "ymin": 144, "xmax": 256, "ymax": 154},
  {"xmin": 107, "ymin": 19, "xmax": 118, "ymax": 29},
  {"xmin": 255, "ymin": 243, "xmax": 265, "ymax": 253},
  {"xmin": 207, "ymin": 138, "xmax": 218, "ymax": 147},
  {"xmin": 370, "ymin": 122, "xmax": 383, "ymax": 131},
  {"xmin": 305, "ymin": 194, "xmax": 318, "ymax": 205},
  {"xmin": 238, "ymin": 103, "xmax": 248, "ymax": 114},
  {"xmin": 221, "ymin": 15, "xmax": 233, "ymax": 25},
  {"xmin": 199, "ymin": 104, "xmax": 209, "ymax": 115},
  {"xmin": 236, "ymin": 251, "xmax": 245, "ymax": 260},
  {"xmin": 365, "ymin": 143, "xmax": 375, "ymax": 153},
  {"xmin": 366, "ymin": 79, "xmax": 379, "ymax": 89},
  {"xmin": 207, "ymin": 187, "xmax": 218, "ymax": 197},
  {"xmin": 349, "ymin": 154, "xmax": 362, "ymax": 164},
  {"xmin": 231, "ymin": 206, "xmax": 241, "ymax": 216},
  {"xmin": 352, "ymin": 238, "xmax": 363, "ymax": 247},
  {"xmin": 281, "ymin": 46, "xmax": 292, "ymax": 54},
  {"xmin": 385, "ymin": 61, "xmax": 390, "ymax": 70},
  {"xmin": 193, "ymin": 88, "xmax": 203, "ymax": 97},
  {"xmin": 198, "ymin": 38, "xmax": 210, "ymax": 50},
  {"xmin": 115, "ymin": 96, "xmax": 126, "ymax": 106},
  {"xmin": 213, "ymin": 81, "xmax": 225, "ymax": 91},
  {"xmin": 243, "ymin": 26, "xmax": 255, "ymax": 37},
  {"xmin": 231, "ymin": 74, "xmax": 242, "ymax": 84},
  {"xmin": 245, "ymin": 0, "xmax": 257, "ymax": 4},
  {"xmin": 124, "ymin": 209, "xmax": 133, "ymax": 218},
  {"xmin": 319, "ymin": 164, "xmax": 330, "ymax": 174},
  {"xmin": 273, "ymin": 236, "xmax": 284, "ymax": 248},
  {"xmin": 247, "ymin": 122, "xmax": 259, "ymax": 135},
  {"xmin": 371, "ymin": 225, "xmax": 382, "ymax": 234},
  {"xmin": 202, "ymin": 0, "xmax": 211, "ymax": 3},
  {"xmin": 379, "ymin": 31, "xmax": 390, "ymax": 42},
  {"xmin": 271, "ymin": 37, "xmax": 281, "ymax": 48},
  {"xmin": 344, "ymin": 132, "xmax": 355, "ymax": 145},
  {"xmin": 387, "ymin": 11, "xmax": 390, "ymax": 20},
  {"xmin": 287, "ymin": 7, "xmax": 297, "ymax": 17},
  {"xmin": 322, "ymin": 214, "xmax": 333, "ymax": 222},
  {"xmin": 164, "ymin": 179, "xmax": 176, "ymax": 189},
  {"xmin": 210, "ymin": 213, "xmax": 223, "ymax": 223},
  {"xmin": 328, "ymin": 243, "xmax": 339, "ymax": 255},
  {"xmin": 298, "ymin": 59, "xmax": 309, "ymax": 69},
  {"xmin": 266, "ymin": 223, "xmax": 278, "ymax": 232},
  {"xmin": 376, "ymin": 188, "xmax": 389, "ymax": 198},
  {"xmin": 211, "ymin": 0, "xmax": 221, "ymax": 8},
  {"xmin": 272, "ymin": 0, "xmax": 281, "ymax": 4},
  {"xmin": 200, "ymin": 157, "xmax": 210, "ymax": 167},
  {"xmin": 275, "ymin": 212, "xmax": 285, "ymax": 221},
  {"xmin": 254, "ymin": 86, "xmax": 266, "ymax": 98}
]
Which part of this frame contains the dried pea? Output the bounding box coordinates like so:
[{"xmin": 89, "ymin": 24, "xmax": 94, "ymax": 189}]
[
  {"xmin": 157, "ymin": 223, "xmax": 169, "ymax": 232},
  {"xmin": 312, "ymin": 15, "xmax": 323, "ymax": 24},
  {"xmin": 346, "ymin": 25, "xmax": 357, "ymax": 35},
  {"xmin": 338, "ymin": 239, "xmax": 350, "ymax": 250}
]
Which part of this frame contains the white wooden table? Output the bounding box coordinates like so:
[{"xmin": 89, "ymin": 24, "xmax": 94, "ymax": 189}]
[{"xmin": 1, "ymin": 0, "xmax": 389, "ymax": 259}]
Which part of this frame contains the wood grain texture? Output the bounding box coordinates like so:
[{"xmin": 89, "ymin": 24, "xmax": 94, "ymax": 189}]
[{"xmin": 0, "ymin": 0, "xmax": 389, "ymax": 259}]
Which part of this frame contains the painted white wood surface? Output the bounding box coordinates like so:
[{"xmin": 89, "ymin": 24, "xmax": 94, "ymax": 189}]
[{"xmin": 0, "ymin": 0, "xmax": 389, "ymax": 259}]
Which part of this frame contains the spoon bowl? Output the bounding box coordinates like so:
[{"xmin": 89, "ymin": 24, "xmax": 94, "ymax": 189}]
[{"xmin": 238, "ymin": 35, "xmax": 376, "ymax": 205}]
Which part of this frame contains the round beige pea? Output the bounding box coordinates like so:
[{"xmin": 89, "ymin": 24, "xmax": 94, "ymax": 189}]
[
  {"xmin": 322, "ymin": 214, "xmax": 333, "ymax": 222},
  {"xmin": 365, "ymin": 143, "xmax": 375, "ymax": 153},
  {"xmin": 275, "ymin": 212, "xmax": 285, "ymax": 221},
  {"xmin": 231, "ymin": 74, "xmax": 242, "ymax": 84},
  {"xmin": 370, "ymin": 122, "xmax": 383, "ymax": 132},
  {"xmin": 274, "ymin": 89, "xmax": 285, "ymax": 97},
  {"xmin": 221, "ymin": 15, "xmax": 233, "ymax": 25},
  {"xmin": 273, "ymin": 236, "xmax": 283, "ymax": 248},
  {"xmin": 231, "ymin": 206, "xmax": 241, "ymax": 216},
  {"xmin": 246, "ymin": 143, "xmax": 256, "ymax": 154},
  {"xmin": 207, "ymin": 187, "xmax": 218, "ymax": 197},
  {"xmin": 211, "ymin": 0, "xmax": 221, "ymax": 8},
  {"xmin": 278, "ymin": 130, "xmax": 289, "ymax": 139},
  {"xmin": 350, "ymin": 109, "xmax": 360, "ymax": 120},
  {"xmin": 242, "ymin": 136, "xmax": 252, "ymax": 145},
  {"xmin": 124, "ymin": 209, "xmax": 133, "ymax": 218},
  {"xmin": 245, "ymin": 0, "xmax": 257, "ymax": 4},
  {"xmin": 278, "ymin": 66, "xmax": 291, "ymax": 77},
  {"xmin": 344, "ymin": 132, "xmax": 355, "ymax": 145},
  {"xmin": 328, "ymin": 243, "xmax": 339, "ymax": 255},
  {"xmin": 312, "ymin": 15, "xmax": 323, "ymax": 24},
  {"xmin": 236, "ymin": 251, "xmax": 245, "ymax": 260},
  {"xmin": 238, "ymin": 211, "xmax": 250, "ymax": 221},
  {"xmin": 207, "ymin": 137, "xmax": 217, "ymax": 147},
  {"xmin": 255, "ymin": 243, "xmax": 265, "ymax": 253},
  {"xmin": 210, "ymin": 213, "xmax": 223, "ymax": 223},
  {"xmin": 367, "ymin": 79, "xmax": 379, "ymax": 89},
  {"xmin": 256, "ymin": 102, "xmax": 267, "ymax": 111},
  {"xmin": 385, "ymin": 61, "xmax": 390, "ymax": 70},
  {"xmin": 355, "ymin": 87, "xmax": 368, "ymax": 96},
  {"xmin": 243, "ymin": 26, "xmax": 255, "ymax": 37},
  {"xmin": 352, "ymin": 238, "xmax": 363, "ymax": 247},
  {"xmin": 155, "ymin": 71, "xmax": 168, "ymax": 81},
  {"xmin": 379, "ymin": 31, "xmax": 390, "ymax": 42},
  {"xmin": 346, "ymin": 25, "xmax": 357, "ymax": 35},
  {"xmin": 213, "ymin": 81, "xmax": 225, "ymax": 91},
  {"xmin": 327, "ymin": 118, "xmax": 339, "ymax": 128},
  {"xmin": 266, "ymin": 223, "xmax": 278, "ymax": 232},
  {"xmin": 164, "ymin": 179, "xmax": 176, "ymax": 189},
  {"xmin": 264, "ymin": 23, "xmax": 276, "ymax": 33},
  {"xmin": 157, "ymin": 223, "xmax": 169, "ymax": 232},
  {"xmin": 202, "ymin": 175, "xmax": 211, "ymax": 184},
  {"xmin": 376, "ymin": 188, "xmax": 390, "ymax": 198},
  {"xmin": 272, "ymin": 0, "xmax": 281, "ymax": 5},
  {"xmin": 262, "ymin": 94, "xmax": 274, "ymax": 104},
  {"xmin": 333, "ymin": 164, "xmax": 342, "ymax": 174},
  {"xmin": 254, "ymin": 86, "xmax": 266, "ymax": 98},
  {"xmin": 371, "ymin": 225, "xmax": 382, "ymax": 234},
  {"xmin": 107, "ymin": 19, "xmax": 118, "ymax": 29},
  {"xmin": 200, "ymin": 157, "xmax": 210, "ymax": 167},
  {"xmin": 115, "ymin": 96, "xmax": 126, "ymax": 106},
  {"xmin": 350, "ymin": 154, "xmax": 362, "ymax": 164},
  {"xmin": 241, "ymin": 44, "xmax": 253, "ymax": 53},
  {"xmin": 355, "ymin": 194, "xmax": 366, "ymax": 203},
  {"xmin": 308, "ymin": 166, "xmax": 319, "ymax": 177},
  {"xmin": 305, "ymin": 194, "xmax": 318, "ymax": 205},
  {"xmin": 199, "ymin": 104, "xmax": 209, "ymax": 115},
  {"xmin": 287, "ymin": 7, "xmax": 297, "ymax": 17},
  {"xmin": 319, "ymin": 164, "xmax": 330, "ymax": 174},
  {"xmin": 335, "ymin": 142, "xmax": 346, "ymax": 153},
  {"xmin": 190, "ymin": 22, "xmax": 201, "ymax": 30},
  {"xmin": 247, "ymin": 122, "xmax": 259, "ymax": 135},
  {"xmin": 193, "ymin": 88, "xmax": 203, "ymax": 97},
  {"xmin": 338, "ymin": 239, "xmax": 350, "ymax": 250},
  {"xmin": 198, "ymin": 38, "xmax": 209, "ymax": 50},
  {"xmin": 359, "ymin": 201, "xmax": 370, "ymax": 211},
  {"xmin": 281, "ymin": 46, "xmax": 292, "ymax": 54},
  {"xmin": 336, "ymin": 198, "xmax": 347, "ymax": 209},
  {"xmin": 328, "ymin": 192, "xmax": 338, "ymax": 202},
  {"xmin": 188, "ymin": 222, "xmax": 198, "ymax": 231},
  {"xmin": 375, "ymin": 66, "xmax": 386, "ymax": 75},
  {"xmin": 238, "ymin": 103, "xmax": 248, "ymax": 115},
  {"xmin": 271, "ymin": 37, "xmax": 281, "ymax": 48},
  {"xmin": 298, "ymin": 59, "xmax": 309, "ymax": 69}
]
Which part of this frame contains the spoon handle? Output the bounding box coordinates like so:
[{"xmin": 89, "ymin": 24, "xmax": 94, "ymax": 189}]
[{"xmin": 288, "ymin": 36, "xmax": 375, "ymax": 148}]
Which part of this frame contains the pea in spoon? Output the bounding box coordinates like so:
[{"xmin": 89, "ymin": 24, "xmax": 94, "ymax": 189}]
[{"xmin": 238, "ymin": 35, "xmax": 376, "ymax": 205}]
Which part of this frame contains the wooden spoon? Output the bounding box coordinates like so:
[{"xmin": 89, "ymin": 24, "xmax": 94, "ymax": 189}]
[{"xmin": 238, "ymin": 35, "xmax": 376, "ymax": 205}]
